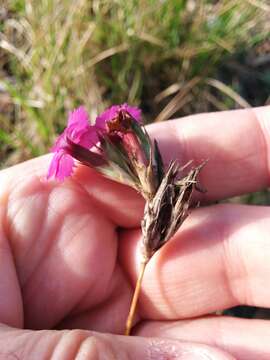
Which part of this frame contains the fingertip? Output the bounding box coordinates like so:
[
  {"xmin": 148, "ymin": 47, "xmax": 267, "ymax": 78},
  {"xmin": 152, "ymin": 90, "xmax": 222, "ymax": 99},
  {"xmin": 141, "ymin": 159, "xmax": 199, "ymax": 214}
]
[{"xmin": 147, "ymin": 107, "xmax": 270, "ymax": 202}]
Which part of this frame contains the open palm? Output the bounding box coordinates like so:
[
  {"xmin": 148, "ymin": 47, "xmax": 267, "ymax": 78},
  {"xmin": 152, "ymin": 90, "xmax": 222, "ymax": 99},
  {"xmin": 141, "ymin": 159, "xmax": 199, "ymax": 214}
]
[{"xmin": 0, "ymin": 107, "xmax": 270, "ymax": 360}]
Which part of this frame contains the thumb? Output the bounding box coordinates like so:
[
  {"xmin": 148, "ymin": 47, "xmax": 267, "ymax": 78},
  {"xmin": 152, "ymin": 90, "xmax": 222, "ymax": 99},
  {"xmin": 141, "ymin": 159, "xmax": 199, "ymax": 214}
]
[{"xmin": 0, "ymin": 324, "xmax": 235, "ymax": 360}]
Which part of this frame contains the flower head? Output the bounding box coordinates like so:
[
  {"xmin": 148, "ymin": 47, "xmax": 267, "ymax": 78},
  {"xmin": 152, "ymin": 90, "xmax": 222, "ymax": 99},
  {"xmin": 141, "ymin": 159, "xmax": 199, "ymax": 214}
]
[
  {"xmin": 47, "ymin": 106, "xmax": 97, "ymax": 181},
  {"xmin": 95, "ymin": 103, "xmax": 146, "ymax": 166},
  {"xmin": 93, "ymin": 103, "xmax": 158, "ymax": 196},
  {"xmin": 47, "ymin": 103, "xmax": 147, "ymax": 186},
  {"xmin": 95, "ymin": 103, "xmax": 141, "ymax": 132}
]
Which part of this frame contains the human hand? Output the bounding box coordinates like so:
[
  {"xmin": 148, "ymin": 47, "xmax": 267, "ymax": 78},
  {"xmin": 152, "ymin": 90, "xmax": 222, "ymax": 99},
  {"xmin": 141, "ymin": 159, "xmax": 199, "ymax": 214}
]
[{"xmin": 0, "ymin": 106, "xmax": 269, "ymax": 359}]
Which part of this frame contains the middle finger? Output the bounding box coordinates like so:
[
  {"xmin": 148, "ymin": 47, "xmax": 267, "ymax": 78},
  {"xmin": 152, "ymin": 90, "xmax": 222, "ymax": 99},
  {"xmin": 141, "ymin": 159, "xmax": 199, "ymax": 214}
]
[{"xmin": 120, "ymin": 203, "xmax": 270, "ymax": 319}]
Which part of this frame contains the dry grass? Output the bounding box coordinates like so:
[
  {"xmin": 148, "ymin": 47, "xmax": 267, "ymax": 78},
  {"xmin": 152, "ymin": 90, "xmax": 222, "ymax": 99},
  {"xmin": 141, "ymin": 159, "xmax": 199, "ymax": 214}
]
[{"xmin": 0, "ymin": 0, "xmax": 269, "ymax": 165}]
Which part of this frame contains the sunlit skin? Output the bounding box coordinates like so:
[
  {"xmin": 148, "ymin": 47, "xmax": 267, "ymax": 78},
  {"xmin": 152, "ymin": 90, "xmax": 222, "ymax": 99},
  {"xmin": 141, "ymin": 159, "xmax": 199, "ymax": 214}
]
[{"xmin": 0, "ymin": 107, "xmax": 270, "ymax": 359}]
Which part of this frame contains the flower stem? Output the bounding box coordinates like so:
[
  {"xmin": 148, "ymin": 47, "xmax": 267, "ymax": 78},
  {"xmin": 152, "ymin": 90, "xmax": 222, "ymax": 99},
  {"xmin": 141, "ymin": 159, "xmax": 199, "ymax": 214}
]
[{"xmin": 124, "ymin": 258, "xmax": 148, "ymax": 336}]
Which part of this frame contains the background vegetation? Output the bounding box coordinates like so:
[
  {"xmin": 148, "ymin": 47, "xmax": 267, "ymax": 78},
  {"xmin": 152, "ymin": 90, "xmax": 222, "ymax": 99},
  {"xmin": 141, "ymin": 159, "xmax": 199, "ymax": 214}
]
[{"xmin": 1, "ymin": 0, "xmax": 269, "ymax": 166}]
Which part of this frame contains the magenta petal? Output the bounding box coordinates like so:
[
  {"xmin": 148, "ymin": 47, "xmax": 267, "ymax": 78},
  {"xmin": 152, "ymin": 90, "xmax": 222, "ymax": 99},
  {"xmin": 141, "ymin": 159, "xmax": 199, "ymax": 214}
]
[
  {"xmin": 95, "ymin": 105, "xmax": 119, "ymax": 130},
  {"xmin": 78, "ymin": 127, "xmax": 99, "ymax": 148},
  {"xmin": 51, "ymin": 132, "xmax": 67, "ymax": 152},
  {"xmin": 121, "ymin": 103, "xmax": 142, "ymax": 122},
  {"xmin": 47, "ymin": 151, "xmax": 74, "ymax": 181},
  {"xmin": 68, "ymin": 123, "xmax": 94, "ymax": 147},
  {"xmin": 65, "ymin": 106, "xmax": 98, "ymax": 148},
  {"xmin": 95, "ymin": 104, "xmax": 142, "ymax": 130},
  {"xmin": 47, "ymin": 105, "xmax": 99, "ymax": 182},
  {"xmin": 56, "ymin": 152, "xmax": 74, "ymax": 181},
  {"xmin": 95, "ymin": 115, "xmax": 106, "ymax": 130},
  {"xmin": 68, "ymin": 106, "xmax": 89, "ymax": 127}
]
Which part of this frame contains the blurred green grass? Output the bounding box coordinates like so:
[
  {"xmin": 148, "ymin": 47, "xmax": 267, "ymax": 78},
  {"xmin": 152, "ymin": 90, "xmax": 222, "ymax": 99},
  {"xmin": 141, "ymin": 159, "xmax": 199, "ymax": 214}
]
[{"xmin": 0, "ymin": 0, "xmax": 269, "ymax": 166}]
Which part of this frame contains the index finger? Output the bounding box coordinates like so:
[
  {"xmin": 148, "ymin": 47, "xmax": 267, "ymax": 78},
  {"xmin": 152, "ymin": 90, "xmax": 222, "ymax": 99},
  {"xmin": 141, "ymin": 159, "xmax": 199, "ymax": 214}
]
[
  {"xmin": 148, "ymin": 106, "xmax": 270, "ymax": 202},
  {"xmin": 1, "ymin": 106, "xmax": 269, "ymax": 228}
]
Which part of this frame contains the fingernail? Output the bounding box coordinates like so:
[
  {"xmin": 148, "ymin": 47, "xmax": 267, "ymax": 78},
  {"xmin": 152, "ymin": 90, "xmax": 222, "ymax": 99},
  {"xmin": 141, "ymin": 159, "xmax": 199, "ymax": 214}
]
[{"xmin": 147, "ymin": 339, "xmax": 234, "ymax": 359}]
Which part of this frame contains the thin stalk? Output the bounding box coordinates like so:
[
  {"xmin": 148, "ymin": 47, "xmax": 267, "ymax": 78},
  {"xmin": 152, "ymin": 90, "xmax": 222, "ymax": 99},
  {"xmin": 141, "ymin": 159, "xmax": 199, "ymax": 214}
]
[{"xmin": 124, "ymin": 258, "xmax": 148, "ymax": 336}]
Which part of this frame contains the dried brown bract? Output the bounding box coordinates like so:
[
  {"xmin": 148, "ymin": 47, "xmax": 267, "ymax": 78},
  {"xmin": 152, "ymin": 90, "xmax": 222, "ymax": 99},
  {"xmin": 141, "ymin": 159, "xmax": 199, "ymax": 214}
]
[{"xmin": 141, "ymin": 162, "xmax": 205, "ymax": 261}]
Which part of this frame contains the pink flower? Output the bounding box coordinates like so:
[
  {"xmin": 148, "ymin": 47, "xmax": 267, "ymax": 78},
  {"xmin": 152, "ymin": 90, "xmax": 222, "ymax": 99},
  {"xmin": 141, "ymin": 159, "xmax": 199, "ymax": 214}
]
[
  {"xmin": 94, "ymin": 103, "xmax": 147, "ymax": 167},
  {"xmin": 47, "ymin": 106, "xmax": 97, "ymax": 181},
  {"xmin": 95, "ymin": 103, "xmax": 141, "ymax": 131}
]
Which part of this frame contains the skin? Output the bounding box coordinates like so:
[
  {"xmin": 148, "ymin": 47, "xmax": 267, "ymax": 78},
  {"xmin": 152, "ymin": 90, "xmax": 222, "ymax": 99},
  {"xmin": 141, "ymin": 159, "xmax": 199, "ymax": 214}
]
[{"xmin": 0, "ymin": 106, "xmax": 269, "ymax": 359}]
